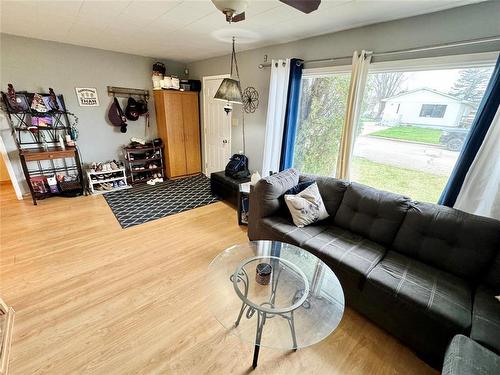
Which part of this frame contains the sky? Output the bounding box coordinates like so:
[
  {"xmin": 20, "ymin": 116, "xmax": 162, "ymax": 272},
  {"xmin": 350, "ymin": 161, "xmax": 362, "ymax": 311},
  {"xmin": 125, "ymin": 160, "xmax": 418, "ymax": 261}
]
[
  {"xmin": 397, "ymin": 66, "xmax": 494, "ymax": 93},
  {"xmin": 405, "ymin": 70, "xmax": 460, "ymax": 92}
]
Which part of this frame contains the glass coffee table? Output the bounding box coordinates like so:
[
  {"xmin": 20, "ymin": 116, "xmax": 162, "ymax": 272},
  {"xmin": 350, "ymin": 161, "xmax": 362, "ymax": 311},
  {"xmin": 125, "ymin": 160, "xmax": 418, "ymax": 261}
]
[{"xmin": 208, "ymin": 241, "xmax": 345, "ymax": 368}]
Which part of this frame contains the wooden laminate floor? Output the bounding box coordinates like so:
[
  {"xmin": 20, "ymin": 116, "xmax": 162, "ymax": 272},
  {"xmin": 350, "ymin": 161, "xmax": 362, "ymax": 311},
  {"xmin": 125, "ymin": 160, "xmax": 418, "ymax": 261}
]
[{"xmin": 0, "ymin": 185, "xmax": 437, "ymax": 375}]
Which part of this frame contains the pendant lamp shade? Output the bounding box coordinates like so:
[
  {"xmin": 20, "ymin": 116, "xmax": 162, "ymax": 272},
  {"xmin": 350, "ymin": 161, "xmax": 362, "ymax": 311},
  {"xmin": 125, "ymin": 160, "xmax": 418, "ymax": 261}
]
[
  {"xmin": 214, "ymin": 78, "xmax": 243, "ymax": 104},
  {"xmin": 214, "ymin": 36, "xmax": 243, "ymax": 105}
]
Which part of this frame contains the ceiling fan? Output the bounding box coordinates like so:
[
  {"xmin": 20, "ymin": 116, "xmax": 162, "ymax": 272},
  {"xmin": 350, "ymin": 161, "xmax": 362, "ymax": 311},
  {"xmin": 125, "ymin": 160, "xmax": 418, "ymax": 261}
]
[{"xmin": 211, "ymin": 0, "xmax": 321, "ymax": 23}]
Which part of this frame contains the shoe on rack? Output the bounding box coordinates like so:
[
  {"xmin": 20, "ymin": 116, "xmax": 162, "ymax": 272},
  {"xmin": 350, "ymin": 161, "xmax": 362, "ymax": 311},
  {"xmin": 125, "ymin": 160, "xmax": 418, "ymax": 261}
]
[
  {"xmin": 146, "ymin": 179, "xmax": 156, "ymax": 186},
  {"xmin": 96, "ymin": 163, "xmax": 103, "ymax": 172},
  {"xmin": 101, "ymin": 182, "xmax": 112, "ymax": 190},
  {"xmin": 110, "ymin": 161, "xmax": 119, "ymax": 170},
  {"xmin": 118, "ymin": 180, "xmax": 126, "ymax": 187}
]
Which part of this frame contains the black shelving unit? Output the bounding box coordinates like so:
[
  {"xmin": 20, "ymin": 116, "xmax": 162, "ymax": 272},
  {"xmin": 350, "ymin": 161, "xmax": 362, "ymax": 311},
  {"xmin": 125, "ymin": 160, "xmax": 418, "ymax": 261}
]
[
  {"xmin": 124, "ymin": 144, "xmax": 165, "ymax": 184},
  {"xmin": 1, "ymin": 91, "xmax": 84, "ymax": 205}
]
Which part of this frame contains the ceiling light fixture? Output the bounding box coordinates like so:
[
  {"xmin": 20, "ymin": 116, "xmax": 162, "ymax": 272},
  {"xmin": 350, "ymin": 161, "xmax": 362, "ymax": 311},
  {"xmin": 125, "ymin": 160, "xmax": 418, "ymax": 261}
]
[
  {"xmin": 214, "ymin": 36, "xmax": 243, "ymax": 114},
  {"xmin": 211, "ymin": 0, "xmax": 248, "ymax": 23}
]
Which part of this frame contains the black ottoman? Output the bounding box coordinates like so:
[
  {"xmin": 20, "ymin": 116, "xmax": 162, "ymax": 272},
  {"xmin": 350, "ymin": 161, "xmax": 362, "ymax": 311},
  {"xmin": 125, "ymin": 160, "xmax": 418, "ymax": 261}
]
[{"xmin": 210, "ymin": 171, "xmax": 250, "ymax": 206}]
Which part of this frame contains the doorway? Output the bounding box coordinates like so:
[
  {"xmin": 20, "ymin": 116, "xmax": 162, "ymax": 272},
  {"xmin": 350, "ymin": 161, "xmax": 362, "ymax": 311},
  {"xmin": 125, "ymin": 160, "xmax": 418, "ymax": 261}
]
[
  {"xmin": 202, "ymin": 75, "xmax": 232, "ymax": 176},
  {"xmin": 0, "ymin": 136, "xmax": 23, "ymax": 200}
]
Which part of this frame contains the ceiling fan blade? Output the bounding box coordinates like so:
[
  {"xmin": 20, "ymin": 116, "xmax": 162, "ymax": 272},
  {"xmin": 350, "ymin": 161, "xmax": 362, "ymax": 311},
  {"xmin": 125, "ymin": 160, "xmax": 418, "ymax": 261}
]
[
  {"xmin": 279, "ymin": 0, "xmax": 321, "ymax": 14},
  {"xmin": 232, "ymin": 12, "xmax": 245, "ymax": 22}
]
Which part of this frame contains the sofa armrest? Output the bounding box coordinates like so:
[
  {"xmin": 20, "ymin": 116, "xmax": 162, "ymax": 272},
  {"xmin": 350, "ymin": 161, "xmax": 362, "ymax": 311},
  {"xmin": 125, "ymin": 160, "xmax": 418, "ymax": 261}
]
[
  {"xmin": 471, "ymin": 285, "xmax": 500, "ymax": 355},
  {"xmin": 248, "ymin": 169, "xmax": 299, "ymax": 240}
]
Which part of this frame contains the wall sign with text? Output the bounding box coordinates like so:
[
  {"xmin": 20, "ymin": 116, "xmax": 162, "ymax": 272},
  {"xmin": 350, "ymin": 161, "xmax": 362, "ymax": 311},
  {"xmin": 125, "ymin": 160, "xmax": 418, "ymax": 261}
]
[{"xmin": 75, "ymin": 87, "xmax": 99, "ymax": 107}]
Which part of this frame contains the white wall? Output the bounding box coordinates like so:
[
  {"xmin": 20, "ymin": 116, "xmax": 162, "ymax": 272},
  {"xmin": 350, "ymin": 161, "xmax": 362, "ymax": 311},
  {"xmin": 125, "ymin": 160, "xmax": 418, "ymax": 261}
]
[
  {"xmin": 187, "ymin": 1, "xmax": 500, "ymax": 173},
  {"xmin": 0, "ymin": 34, "xmax": 187, "ymax": 193},
  {"xmin": 382, "ymin": 91, "xmax": 468, "ymax": 127}
]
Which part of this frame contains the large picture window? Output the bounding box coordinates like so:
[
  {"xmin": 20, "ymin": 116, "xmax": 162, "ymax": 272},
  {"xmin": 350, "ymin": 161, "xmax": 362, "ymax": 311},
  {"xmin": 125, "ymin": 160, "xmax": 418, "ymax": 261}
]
[
  {"xmin": 292, "ymin": 68, "xmax": 351, "ymax": 176},
  {"xmin": 350, "ymin": 55, "xmax": 495, "ymax": 202},
  {"xmin": 290, "ymin": 53, "xmax": 497, "ymax": 203}
]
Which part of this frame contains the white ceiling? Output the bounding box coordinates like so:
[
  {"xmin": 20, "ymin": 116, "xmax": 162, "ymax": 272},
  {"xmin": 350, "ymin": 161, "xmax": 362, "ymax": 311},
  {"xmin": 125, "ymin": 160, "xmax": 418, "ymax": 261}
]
[{"xmin": 0, "ymin": 0, "xmax": 485, "ymax": 63}]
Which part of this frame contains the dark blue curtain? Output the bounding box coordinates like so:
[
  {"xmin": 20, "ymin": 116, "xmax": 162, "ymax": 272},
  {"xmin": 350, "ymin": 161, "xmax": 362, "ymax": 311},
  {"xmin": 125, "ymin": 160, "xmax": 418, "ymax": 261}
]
[
  {"xmin": 439, "ymin": 56, "xmax": 500, "ymax": 206},
  {"xmin": 279, "ymin": 58, "xmax": 304, "ymax": 170}
]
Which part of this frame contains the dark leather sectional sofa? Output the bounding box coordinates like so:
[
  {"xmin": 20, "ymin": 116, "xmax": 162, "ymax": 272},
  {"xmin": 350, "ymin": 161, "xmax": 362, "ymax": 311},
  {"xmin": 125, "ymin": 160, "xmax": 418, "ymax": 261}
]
[{"xmin": 247, "ymin": 169, "xmax": 500, "ymax": 372}]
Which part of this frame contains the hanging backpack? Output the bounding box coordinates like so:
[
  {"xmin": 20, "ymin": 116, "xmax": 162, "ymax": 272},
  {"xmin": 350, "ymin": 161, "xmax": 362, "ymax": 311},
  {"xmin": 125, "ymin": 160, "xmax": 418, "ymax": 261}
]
[
  {"xmin": 225, "ymin": 154, "xmax": 250, "ymax": 179},
  {"xmin": 108, "ymin": 97, "xmax": 128, "ymax": 133}
]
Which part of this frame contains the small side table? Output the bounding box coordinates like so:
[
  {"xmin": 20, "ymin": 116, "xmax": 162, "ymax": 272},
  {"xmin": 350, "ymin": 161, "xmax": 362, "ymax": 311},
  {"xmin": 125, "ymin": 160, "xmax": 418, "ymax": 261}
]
[{"xmin": 237, "ymin": 182, "xmax": 251, "ymax": 225}]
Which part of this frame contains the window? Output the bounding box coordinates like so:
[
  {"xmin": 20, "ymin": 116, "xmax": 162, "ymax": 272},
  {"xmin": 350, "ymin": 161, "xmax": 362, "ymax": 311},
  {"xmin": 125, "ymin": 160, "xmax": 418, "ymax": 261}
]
[
  {"xmin": 292, "ymin": 67, "xmax": 351, "ymax": 176},
  {"xmin": 350, "ymin": 54, "xmax": 495, "ymax": 203},
  {"xmin": 289, "ymin": 53, "xmax": 496, "ymax": 203},
  {"xmin": 420, "ymin": 104, "xmax": 447, "ymax": 118}
]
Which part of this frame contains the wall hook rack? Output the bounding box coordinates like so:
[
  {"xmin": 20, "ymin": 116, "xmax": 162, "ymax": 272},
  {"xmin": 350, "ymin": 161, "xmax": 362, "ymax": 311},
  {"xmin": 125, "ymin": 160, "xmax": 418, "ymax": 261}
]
[{"xmin": 107, "ymin": 86, "xmax": 150, "ymax": 100}]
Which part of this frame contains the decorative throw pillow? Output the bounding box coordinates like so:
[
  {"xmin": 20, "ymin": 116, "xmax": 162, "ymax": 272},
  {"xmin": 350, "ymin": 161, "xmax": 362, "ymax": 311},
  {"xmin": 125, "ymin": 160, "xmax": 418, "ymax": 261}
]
[
  {"xmin": 279, "ymin": 179, "xmax": 315, "ymax": 215},
  {"xmin": 284, "ymin": 182, "xmax": 329, "ymax": 227},
  {"xmin": 285, "ymin": 179, "xmax": 315, "ymax": 195}
]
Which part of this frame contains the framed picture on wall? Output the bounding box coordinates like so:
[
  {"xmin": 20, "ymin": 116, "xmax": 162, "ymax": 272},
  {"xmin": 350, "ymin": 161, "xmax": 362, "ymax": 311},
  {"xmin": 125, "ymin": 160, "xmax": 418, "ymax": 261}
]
[{"xmin": 75, "ymin": 87, "xmax": 99, "ymax": 107}]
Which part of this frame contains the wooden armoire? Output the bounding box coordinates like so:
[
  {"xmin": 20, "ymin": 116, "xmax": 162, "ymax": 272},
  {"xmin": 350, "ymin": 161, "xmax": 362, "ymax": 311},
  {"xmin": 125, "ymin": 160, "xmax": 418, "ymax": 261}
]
[{"xmin": 153, "ymin": 90, "xmax": 201, "ymax": 179}]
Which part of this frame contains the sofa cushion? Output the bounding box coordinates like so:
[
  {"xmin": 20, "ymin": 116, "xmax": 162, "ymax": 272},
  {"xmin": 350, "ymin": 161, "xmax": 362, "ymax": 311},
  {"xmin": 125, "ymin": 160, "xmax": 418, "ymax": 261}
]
[
  {"xmin": 392, "ymin": 202, "xmax": 500, "ymax": 283},
  {"xmin": 471, "ymin": 285, "xmax": 500, "ymax": 355},
  {"xmin": 333, "ymin": 182, "xmax": 411, "ymax": 246},
  {"xmin": 367, "ymin": 251, "xmax": 472, "ymax": 328},
  {"xmin": 484, "ymin": 252, "xmax": 500, "ymax": 293},
  {"xmin": 361, "ymin": 251, "xmax": 472, "ymax": 366},
  {"xmin": 302, "ymin": 226, "xmax": 386, "ymax": 285},
  {"xmin": 442, "ymin": 335, "xmax": 500, "ymax": 375},
  {"xmin": 260, "ymin": 216, "xmax": 328, "ymax": 247},
  {"xmin": 255, "ymin": 168, "xmax": 299, "ymax": 218}
]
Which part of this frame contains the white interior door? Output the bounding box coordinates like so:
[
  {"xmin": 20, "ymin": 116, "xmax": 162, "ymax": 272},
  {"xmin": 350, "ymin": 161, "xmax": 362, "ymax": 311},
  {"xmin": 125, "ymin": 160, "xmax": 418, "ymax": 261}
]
[{"xmin": 203, "ymin": 76, "xmax": 232, "ymax": 175}]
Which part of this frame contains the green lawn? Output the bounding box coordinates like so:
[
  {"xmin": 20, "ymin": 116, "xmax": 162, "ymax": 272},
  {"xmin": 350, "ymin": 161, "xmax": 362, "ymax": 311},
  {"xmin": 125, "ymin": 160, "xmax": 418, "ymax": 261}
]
[
  {"xmin": 369, "ymin": 126, "xmax": 442, "ymax": 144},
  {"xmin": 351, "ymin": 157, "xmax": 448, "ymax": 203}
]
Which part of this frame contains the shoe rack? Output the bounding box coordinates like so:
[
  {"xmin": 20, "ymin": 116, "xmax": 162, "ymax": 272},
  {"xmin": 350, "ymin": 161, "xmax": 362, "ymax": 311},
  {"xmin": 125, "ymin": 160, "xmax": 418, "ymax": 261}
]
[
  {"xmin": 124, "ymin": 144, "xmax": 165, "ymax": 184},
  {"xmin": 87, "ymin": 167, "xmax": 130, "ymax": 195}
]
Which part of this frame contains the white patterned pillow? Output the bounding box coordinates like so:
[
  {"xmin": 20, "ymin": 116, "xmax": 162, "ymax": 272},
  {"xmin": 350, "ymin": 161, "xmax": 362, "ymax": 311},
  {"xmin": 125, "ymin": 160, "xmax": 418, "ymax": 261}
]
[{"xmin": 284, "ymin": 182, "xmax": 329, "ymax": 227}]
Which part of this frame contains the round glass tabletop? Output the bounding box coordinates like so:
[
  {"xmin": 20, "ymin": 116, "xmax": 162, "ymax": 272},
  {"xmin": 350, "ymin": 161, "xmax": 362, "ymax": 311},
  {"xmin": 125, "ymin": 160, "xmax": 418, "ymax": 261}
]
[{"xmin": 207, "ymin": 241, "xmax": 345, "ymax": 350}]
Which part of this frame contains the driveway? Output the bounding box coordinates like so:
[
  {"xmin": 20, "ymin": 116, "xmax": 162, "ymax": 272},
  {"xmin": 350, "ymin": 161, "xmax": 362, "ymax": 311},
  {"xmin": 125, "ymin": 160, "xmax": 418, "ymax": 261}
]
[{"xmin": 353, "ymin": 136, "xmax": 459, "ymax": 176}]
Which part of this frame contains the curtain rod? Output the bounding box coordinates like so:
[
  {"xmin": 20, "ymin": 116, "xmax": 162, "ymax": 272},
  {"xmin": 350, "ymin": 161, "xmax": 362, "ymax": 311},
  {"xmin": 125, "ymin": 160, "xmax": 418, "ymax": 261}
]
[{"xmin": 258, "ymin": 35, "xmax": 500, "ymax": 69}]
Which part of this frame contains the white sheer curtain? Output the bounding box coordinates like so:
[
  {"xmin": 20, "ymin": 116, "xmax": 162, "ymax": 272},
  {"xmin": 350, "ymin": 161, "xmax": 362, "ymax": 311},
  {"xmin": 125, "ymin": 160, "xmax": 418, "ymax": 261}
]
[
  {"xmin": 262, "ymin": 59, "xmax": 291, "ymax": 176},
  {"xmin": 454, "ymin": 105, "xmax": 500, "ymax": 220},
  {"xmin": 336, "ymin": 50, "xmax": 372, "ymax": 179}
]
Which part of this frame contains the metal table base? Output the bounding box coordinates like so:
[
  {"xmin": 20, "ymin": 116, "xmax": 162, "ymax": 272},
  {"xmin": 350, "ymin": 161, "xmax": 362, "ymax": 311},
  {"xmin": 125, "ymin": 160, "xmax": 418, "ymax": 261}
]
[{"xmin": 230, "ymin": 256, "xmax": 308, "ymax": 368}]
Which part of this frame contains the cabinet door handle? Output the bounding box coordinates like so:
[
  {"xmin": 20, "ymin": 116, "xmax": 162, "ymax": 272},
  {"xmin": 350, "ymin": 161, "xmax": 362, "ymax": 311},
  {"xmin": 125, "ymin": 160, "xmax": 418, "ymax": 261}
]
[{"xmin": 222, "ymin": 139, "xmax": 228, "ymax": 144}]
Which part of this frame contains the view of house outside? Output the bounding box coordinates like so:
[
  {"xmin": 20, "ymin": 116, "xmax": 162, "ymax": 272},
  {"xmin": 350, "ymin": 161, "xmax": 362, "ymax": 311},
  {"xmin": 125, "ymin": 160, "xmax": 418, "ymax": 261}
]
[{"xmin": 293, "ymin": 65, "xmax": 495, "ymax": 203}]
